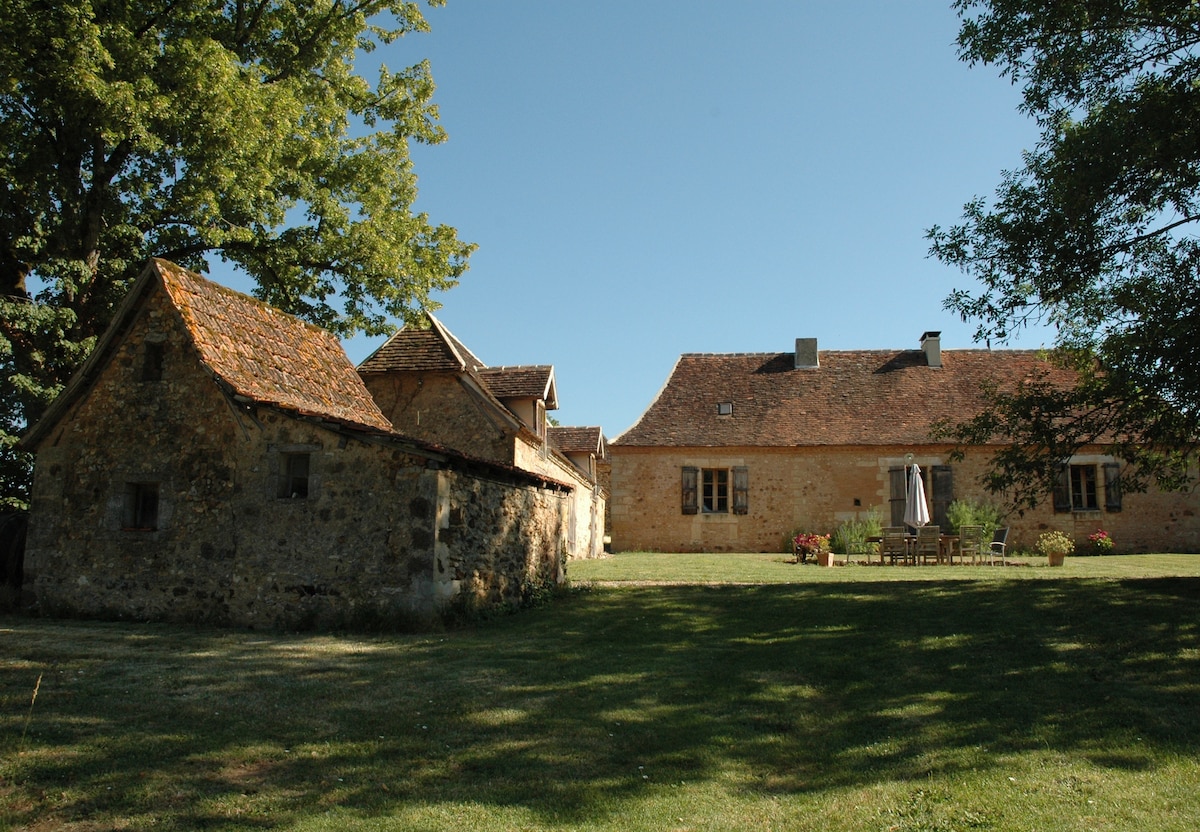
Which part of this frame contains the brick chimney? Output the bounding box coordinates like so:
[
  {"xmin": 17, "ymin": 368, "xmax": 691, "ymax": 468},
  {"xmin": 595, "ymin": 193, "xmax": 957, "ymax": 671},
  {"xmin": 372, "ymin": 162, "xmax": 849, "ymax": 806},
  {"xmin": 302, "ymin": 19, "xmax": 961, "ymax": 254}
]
[
  {"xmin": 921, "ymin": 331, "xmax": 942, "ymax": 367},
  {"xmin": 795, "ymin": 338, "xmax": 819, "ymax": 369}
]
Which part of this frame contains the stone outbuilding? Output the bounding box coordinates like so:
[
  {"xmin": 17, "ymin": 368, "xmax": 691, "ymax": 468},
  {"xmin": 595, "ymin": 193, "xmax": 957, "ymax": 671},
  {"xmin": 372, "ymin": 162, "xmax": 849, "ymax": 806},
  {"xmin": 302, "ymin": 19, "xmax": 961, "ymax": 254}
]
[
  {"xmin": 19, "ymin": 259, "xmax": 577, "ymax": 628},
  {"xmin": 358, "ymin": 316, "xmax": 607, "ymax": 559},
  {"xmin": 609, "ymin": 333, "xmax": 1200, "ymax": 554}
]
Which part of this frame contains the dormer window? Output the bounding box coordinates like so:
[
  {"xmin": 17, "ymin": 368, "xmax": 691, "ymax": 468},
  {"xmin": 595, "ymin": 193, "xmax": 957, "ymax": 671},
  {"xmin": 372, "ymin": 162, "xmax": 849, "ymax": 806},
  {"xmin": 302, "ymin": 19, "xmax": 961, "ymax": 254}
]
[
  {"xmin": 536, "ymin": 400, "xmax": 547, "ymax": 438},
  {"xmin": 717, "ymin": 402, "xmax": 733, "ymax": 416}
]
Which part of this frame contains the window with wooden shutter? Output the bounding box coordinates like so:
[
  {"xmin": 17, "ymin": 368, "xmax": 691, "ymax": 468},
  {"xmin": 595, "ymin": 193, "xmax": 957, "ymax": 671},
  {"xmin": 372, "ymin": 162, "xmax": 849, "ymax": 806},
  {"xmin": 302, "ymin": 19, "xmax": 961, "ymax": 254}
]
[
  {"xmin": 733, "ymin": 466, "xmax": 749, "ymax": 515},
  {"xmin": 681, "ymin": 466, "xmax": 698, "ymax": 515},
  {"xmin": 1070, "ymin": 464, "xmax": 1098, "ymax": 510},
  {"xmin": 702, "ymin": 468, "xmax": 729, "ymax": 513},
  {"xmin": 1103, "ymin": 462, "xmax": 1122, "ymax": 512}
]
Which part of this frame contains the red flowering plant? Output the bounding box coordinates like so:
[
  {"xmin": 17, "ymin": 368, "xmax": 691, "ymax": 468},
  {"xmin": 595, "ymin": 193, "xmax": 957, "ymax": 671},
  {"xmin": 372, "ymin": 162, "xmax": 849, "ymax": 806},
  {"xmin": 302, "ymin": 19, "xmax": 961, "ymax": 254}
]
[
  {"xmin": 793, "ymin": 532, "xmax": 830, "ymax": 562},
  {"xmin": 1088, "ymin": 528, "xmax": 1114, "ymax": 555}
]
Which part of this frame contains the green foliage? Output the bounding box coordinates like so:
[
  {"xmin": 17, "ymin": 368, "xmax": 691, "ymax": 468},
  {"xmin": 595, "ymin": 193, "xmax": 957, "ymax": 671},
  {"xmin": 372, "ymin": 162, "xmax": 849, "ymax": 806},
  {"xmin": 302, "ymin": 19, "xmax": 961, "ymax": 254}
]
[
  {"xmin": 830, "ymin": 508, "xmax": 884, "ymax": 555},
  {"xmin": 0, "ymin": 0, "xmax": 473, "ymax": 507},
  {"xmin": 928, "ymin": 1, "xmax": 1200, "ymax": 509},
  {"xmin": 944, "ymin": 498, "xmax": 1003, "ymax": 539}
]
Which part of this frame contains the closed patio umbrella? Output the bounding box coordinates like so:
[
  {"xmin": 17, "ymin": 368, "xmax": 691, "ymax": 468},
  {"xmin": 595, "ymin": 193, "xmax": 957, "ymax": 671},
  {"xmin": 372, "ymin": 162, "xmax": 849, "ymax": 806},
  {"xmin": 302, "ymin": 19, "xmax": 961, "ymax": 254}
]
[{"xmin": 903, "ymin": 464, "xmax": 931, "ymax": 529}]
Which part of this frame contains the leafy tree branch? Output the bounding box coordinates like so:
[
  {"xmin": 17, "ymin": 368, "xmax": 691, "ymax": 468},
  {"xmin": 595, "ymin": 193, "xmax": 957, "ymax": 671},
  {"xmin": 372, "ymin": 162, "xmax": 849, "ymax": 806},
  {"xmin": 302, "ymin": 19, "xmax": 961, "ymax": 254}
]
[
  {"xmin": 931, "ymin": 0, "xmax": 1200, "ymax": 508},
  {"xmin": 0, "ymin": 0, "xmax": 473, "ymax": 509}
]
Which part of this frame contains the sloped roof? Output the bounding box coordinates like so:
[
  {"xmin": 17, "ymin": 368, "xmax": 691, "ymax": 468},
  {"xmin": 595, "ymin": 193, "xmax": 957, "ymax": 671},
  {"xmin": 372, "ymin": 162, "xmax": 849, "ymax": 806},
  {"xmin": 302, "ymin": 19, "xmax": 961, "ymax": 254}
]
[
  {"xmin": 355, "ymin": 314, "xmax": 561, "ymax": 416},
  {"xmin": 21, "ymin": 259, "xmax": 394, "ymax": 449},
  {"xmin": 357, "ymin": 314, "xmax": 484, "ymax": 373},
  {"xmin": 613, "ymin": 348, "xmax": 1077, "ymax": 448},
  {"xmin": 154, "ymin": 260, "xmax": 393, "ymax": 432},
  {"xmin": 548, "ymin": 426, "xmax": 606, "ymax": 458},
  {"xmin": 477, "ymin": 365, "xmax": 558, "ymax": 408}
]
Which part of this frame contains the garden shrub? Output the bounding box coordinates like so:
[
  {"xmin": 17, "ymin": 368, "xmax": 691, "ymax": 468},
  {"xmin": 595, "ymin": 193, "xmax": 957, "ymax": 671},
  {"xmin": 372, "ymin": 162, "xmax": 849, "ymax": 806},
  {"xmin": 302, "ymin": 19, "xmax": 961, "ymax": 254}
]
[{"xmin": 945, "ymin": 498, "xmax": 1004, "ymax": 539}]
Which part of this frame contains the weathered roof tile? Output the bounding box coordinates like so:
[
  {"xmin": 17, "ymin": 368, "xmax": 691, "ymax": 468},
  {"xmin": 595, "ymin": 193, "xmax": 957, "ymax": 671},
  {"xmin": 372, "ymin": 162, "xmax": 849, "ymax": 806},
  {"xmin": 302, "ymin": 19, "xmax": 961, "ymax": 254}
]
[
  {"xmin": 614, "ymin": 349, "xmax": 1077, "ymax": 447},
  {"xmin": 358, "ymin": 315, "xmax": 484, "ymax": 373},
  {"xmin": 477, "ymin": 365, "xmax": 557, "ymax": 406},
  {"xmin": 155, "ymin": 260, "xmax": 393, "ymax": 433},
  {"xmin": 548, "ymin": 426, "xmax": 606, "ymax": 457}
]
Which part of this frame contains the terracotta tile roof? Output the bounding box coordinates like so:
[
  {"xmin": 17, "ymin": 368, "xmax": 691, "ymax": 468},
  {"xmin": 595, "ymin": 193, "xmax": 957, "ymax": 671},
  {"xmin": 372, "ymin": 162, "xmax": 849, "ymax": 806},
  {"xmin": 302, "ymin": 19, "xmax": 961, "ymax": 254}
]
[
  {"xmin": 155, "ymin": 260, "xmax": 393, "ymax": 433},
  {"xmin": 357, "ymin": 314, "xmax": 484, "ymax": 373},
  {"xmin": 477, "ymin": 365, "xmax": 558, "ymax": 408},
  {"xmin": 548, "ymin": 426, "xmax": 606, "ymax": 458},
  {"xmin": 613, "ymin": 348, "xmax": 1078, "ymax": 448}
]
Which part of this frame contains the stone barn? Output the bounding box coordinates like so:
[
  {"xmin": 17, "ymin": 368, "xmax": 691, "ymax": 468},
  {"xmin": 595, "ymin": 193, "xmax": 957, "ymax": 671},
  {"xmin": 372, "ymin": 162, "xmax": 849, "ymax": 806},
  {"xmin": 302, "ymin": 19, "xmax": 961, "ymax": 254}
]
[{"xmin": 19, "ymin": 259, "xmax": 575, "ymax": 629}]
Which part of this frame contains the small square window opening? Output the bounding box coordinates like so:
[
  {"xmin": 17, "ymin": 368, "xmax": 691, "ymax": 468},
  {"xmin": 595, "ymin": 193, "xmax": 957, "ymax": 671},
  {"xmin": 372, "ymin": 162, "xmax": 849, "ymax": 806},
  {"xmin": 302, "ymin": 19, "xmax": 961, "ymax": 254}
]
[
  {"xmin": 141, "ymin": 342, "xmax": 165, "ymax": 381},
  {"xmin": 716, "ymin": 402, "xmax": 733, "ymax": 416},
  {"xmin": 278, "ymin": 453, "xmax": 311, "ymax": 499},
  {"xmin": 123, "ymin": 482, "xmax": 159, "ymax": 530}
]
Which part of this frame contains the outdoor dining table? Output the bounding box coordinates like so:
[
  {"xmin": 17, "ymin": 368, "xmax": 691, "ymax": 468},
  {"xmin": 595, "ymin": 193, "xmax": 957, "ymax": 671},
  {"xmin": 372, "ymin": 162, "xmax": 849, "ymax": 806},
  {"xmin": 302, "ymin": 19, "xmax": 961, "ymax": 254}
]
[{"xmin": 865, "ymin": 534, "xmax": 961, "ymax": 564}]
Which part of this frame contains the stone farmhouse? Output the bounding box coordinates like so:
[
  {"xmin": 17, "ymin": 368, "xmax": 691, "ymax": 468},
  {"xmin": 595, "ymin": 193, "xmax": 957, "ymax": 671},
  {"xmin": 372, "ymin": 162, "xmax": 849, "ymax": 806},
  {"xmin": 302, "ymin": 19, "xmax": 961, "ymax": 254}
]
[
  {"xmin": 19, "ymin": 259, "xmax": 605, "ymax": 629},
  {"xmin": 609, "ymin": 333, "xmax": 1200, "ymax": 554}
]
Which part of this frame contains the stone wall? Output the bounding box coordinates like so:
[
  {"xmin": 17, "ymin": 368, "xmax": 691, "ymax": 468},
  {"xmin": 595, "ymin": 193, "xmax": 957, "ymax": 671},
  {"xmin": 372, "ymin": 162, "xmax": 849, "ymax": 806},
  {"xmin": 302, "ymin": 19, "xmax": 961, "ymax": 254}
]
[
  {"xmin": 609, "ymin": 445, "xmax": 1200, "ymax": 554},
  {"xmin": 362, "ymin": 372, "xmax": 512, "ymax": 462},
  {"xmin": 364, "ymin": 369, "xmax": 607, "ymax": 560},
  {"xmin": 512, "ymin": 435, "xmax": 607, "ymax": 560},
  {"xmin": 23, "ymin": 288, "xmax": 568, "ymax": 629},
  {"xmin": 436, "ymin": 472, "xmax": 567, "ymax": 609}
]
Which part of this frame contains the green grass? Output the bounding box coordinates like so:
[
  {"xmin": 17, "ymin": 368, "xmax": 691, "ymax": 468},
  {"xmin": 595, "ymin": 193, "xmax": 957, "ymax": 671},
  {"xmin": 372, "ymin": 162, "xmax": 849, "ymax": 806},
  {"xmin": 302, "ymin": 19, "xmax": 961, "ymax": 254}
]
[
  {"xmin": 2, "ymin": 554, "xmax": 1199, "ymax": 830},
  {"xmin": 569, "ymin": 550, "xmax": 1200, "ymax": 583}
]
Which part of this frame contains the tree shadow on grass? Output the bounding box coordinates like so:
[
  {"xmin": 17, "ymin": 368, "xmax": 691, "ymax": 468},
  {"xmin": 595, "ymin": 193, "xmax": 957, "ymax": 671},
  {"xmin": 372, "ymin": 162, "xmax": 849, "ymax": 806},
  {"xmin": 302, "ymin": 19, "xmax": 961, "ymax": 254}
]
[{"xmin": 2, "ymin": 577, "xmax": 1199, "ymax": 828}]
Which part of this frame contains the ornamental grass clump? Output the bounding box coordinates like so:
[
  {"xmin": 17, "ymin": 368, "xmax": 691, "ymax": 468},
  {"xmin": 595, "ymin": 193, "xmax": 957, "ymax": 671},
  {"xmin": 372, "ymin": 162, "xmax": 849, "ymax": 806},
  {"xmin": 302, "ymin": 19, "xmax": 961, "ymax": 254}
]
[{"xmin": 830, "ymin": 509, "xmax": 883, "ymax": 555}]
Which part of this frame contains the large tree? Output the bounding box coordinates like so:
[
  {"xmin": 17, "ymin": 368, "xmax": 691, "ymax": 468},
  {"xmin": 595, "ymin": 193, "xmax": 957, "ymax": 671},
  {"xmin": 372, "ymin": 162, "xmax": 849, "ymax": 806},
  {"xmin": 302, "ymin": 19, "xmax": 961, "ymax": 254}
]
[
  {"xmin": 0, "ymin": 0, "xmax": 473, "ymax": 508},
  {"xmin": 928, "ymin": 0, "xmax": 1200, "ymax": 510}
]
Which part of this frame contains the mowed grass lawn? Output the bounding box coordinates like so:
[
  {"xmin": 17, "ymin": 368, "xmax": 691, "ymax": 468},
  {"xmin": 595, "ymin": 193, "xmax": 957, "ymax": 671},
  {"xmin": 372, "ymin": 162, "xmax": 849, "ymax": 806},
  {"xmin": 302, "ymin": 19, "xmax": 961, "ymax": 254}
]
[{"xmin": 2, "ymin": 554, "xmax": 1199, "ymax": 831}]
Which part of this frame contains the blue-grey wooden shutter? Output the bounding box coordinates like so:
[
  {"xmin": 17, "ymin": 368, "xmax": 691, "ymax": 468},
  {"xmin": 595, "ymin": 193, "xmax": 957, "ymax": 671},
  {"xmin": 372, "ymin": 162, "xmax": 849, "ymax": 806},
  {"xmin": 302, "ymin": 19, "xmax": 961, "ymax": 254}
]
[
  {"xmin": 932, "ymin": 465, "xmax": 953, "ymax": 527},
  {"xmin": 682, "ymin": 467, "xmax": 698, "ymax": 515},
  {"xmin": 1052, "ymin": 467, "xmax": 1071, "ymax": 513},
  {"xmin": 733, "ymin": 466, "xmax": 749, "ymax": 515},
  {"xmin": 889, "ymin": 467, "xmax": 906, "ymax": 526},
  {"xmin": 1103, "ymin": 463, "xmax": 1122, "ymax": 512}
]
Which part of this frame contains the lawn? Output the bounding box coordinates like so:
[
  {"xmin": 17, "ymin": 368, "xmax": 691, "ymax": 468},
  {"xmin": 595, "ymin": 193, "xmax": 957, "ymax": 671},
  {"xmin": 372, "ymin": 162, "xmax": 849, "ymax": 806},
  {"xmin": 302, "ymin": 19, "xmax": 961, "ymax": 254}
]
[{"xmin": 2, "ymin": 554, "xmax": 1199, "ymax": 831}]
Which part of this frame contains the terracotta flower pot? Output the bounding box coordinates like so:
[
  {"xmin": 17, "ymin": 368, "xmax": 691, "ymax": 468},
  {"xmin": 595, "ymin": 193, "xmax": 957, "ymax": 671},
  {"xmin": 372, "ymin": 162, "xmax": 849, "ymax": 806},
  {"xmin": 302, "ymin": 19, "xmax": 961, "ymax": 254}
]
[
  {"xmin": 1047, "ymin": 551, "xmax": 1066, "ymax": 567},
  {"xmin": 816, "ymin": 550, "xmax": 836, "ymax": 567}
]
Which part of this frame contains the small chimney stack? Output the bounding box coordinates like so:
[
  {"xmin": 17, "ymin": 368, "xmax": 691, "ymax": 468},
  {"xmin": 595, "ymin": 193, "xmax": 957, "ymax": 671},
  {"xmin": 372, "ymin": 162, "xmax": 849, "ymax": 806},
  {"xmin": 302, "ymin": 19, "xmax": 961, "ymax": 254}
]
[
  {"xmin": 921, "ymin": 331, "xmax": 942, "ymax": 367},
  {"xmin": 794, "ymin": 338, "xmax": 819, "ymax": 369}
]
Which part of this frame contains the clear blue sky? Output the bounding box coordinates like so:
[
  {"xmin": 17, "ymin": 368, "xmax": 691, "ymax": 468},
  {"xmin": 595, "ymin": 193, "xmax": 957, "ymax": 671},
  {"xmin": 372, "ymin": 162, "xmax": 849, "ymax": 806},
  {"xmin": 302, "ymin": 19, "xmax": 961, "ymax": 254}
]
[{"xmin": 327, "ymin": 3, "xmax": 1053, "ymax": 438}]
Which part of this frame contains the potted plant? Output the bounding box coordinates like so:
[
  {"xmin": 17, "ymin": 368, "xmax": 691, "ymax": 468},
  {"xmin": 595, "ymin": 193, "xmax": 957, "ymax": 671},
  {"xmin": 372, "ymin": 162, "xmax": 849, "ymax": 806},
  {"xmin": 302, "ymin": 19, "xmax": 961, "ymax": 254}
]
[
  {"xmin": 793, "ymin": 532, "xmax": 831, "ymax": 565},
  {"xmin": 1088, "ymin": 528, "xmax": 1115, "ymax": 555},
  {"xmin": 1036, "ymin": 530, "xmax": 1074, "ymax": 566}
]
